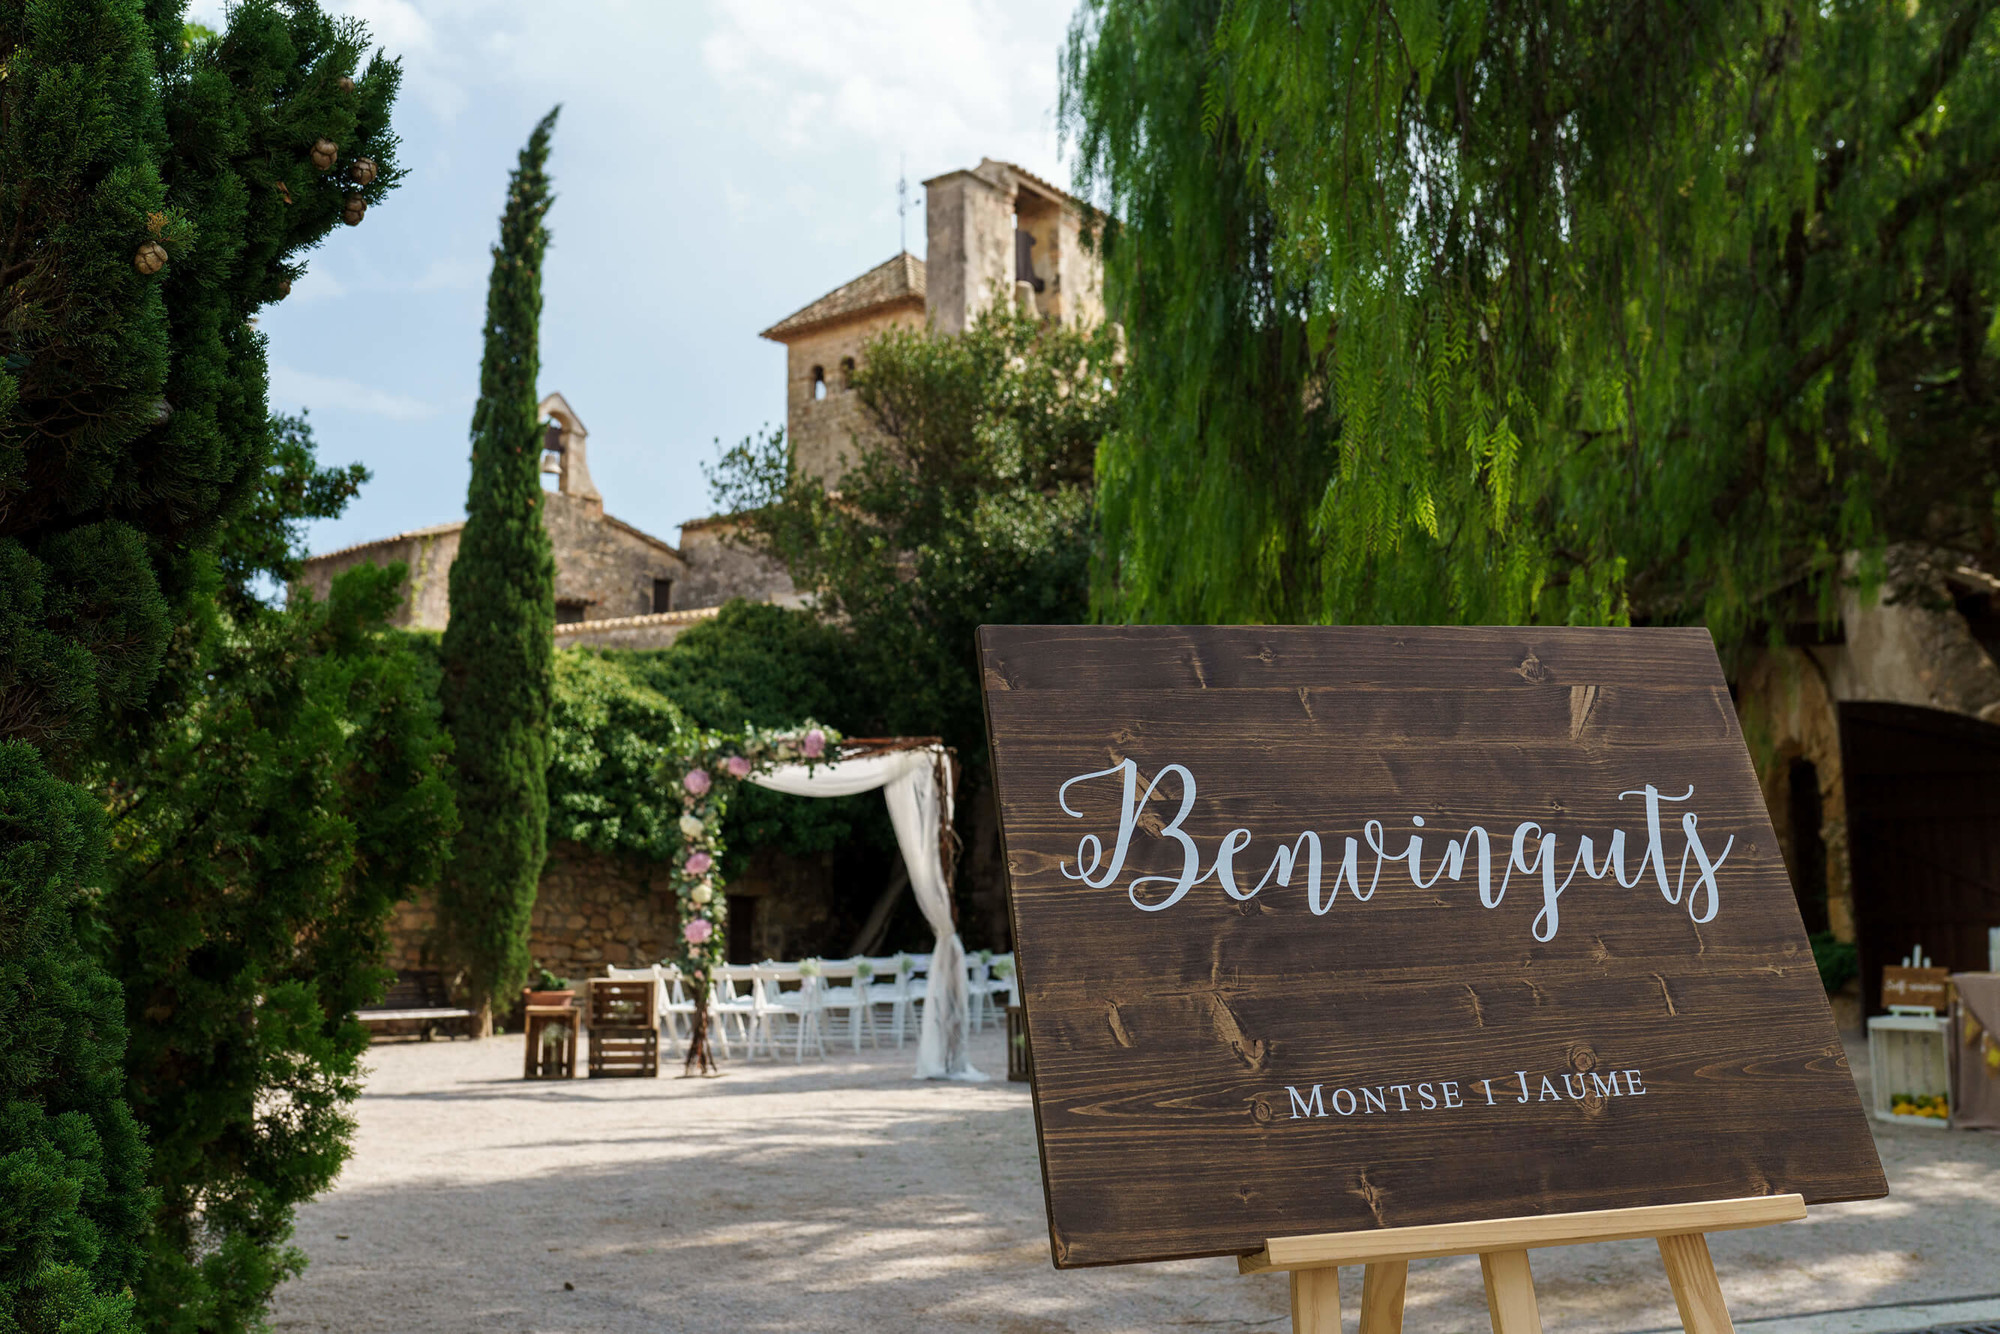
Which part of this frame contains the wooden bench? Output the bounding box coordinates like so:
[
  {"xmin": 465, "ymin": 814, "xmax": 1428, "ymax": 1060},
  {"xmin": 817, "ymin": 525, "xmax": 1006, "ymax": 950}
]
[{"xmin": 357, "ymin": 968, "xmax": 474, "ymax": 1041}]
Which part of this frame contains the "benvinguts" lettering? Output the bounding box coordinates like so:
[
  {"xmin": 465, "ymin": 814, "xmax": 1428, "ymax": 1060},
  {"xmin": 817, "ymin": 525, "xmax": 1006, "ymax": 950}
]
[{"xmin": 1056, "ymin": 760, "xmax": 1732, "ymax": 940}]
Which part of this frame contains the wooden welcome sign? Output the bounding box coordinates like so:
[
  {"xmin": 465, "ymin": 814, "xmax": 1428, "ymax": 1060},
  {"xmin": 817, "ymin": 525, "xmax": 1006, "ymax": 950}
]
[{"xmin": 979, "ymin": 626, "xmax": 1885, "ymax": 1275}]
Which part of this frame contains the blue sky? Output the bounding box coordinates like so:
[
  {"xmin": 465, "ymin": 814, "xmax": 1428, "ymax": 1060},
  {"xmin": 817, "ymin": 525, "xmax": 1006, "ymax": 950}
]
[{"xmin": 191, "ymin": 0, "xmax": 1080, "ymax": 554}]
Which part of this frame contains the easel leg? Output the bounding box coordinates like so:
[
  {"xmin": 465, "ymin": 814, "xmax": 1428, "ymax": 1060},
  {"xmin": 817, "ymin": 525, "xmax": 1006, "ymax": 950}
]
[
  {"xmin": 1290, "ymin": 1266, "xmax": 1341, "ymax": 1334},
  {"xmin": 1658, "ymin": 1232, "xmax": 1735, "ymax": 1334},
  {"xmin": 1361, "ymin": 1260, "xmax": 1408, "ymax": 1334},
  {"xmin": 1480, "ymin": 1249, "xmax": 1544, "ymax": 1334}
]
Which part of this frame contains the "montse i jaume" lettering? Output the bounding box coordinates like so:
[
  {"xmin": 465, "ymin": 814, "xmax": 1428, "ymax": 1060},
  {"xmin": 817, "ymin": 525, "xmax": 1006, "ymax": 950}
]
[{"xmin": 1055, "ymin": 760, "xmax": 1733, "ymax": 940}]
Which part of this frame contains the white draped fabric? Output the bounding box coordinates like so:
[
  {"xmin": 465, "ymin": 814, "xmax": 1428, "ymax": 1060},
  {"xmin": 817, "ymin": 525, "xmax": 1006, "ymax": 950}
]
[{"xmin": 747, "ymin": 747, "xmax": 984, "ymax": 1081}]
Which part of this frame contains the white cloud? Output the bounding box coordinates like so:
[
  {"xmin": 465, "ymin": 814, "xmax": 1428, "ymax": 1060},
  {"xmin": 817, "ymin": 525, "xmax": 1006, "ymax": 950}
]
[
  {"xmin": 412, "ymin": 253, "xmax": 488, "ymax": 293},
  {"xmin": 700, "ymin": 0, "xmax": 1075, "ymax": 182},
  {"xmin": 270, "ymin": 364, "xmax": 438, "ymax": 421}
]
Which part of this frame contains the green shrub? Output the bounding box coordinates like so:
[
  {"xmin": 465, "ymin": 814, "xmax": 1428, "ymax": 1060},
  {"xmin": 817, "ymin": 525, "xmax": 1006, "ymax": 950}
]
[
  {"xmin": 100, "ymin": 563, "xmax": 454, "ymax": 1332},
  {"xmin": 1811, "ymin": 932, "xmax": 1860, "ymax": 997},
  {"xmin": 0, "ymin": 744, "xmax": 151, "ymax": 1334}
]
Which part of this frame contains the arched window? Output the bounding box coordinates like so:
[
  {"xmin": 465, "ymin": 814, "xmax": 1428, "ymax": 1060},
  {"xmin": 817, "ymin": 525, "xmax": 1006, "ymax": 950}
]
[
  {"xmin": 839, "ymin": 356, "xmax": 856, "ymax": 390},
  {"xmin": 811, "ymin": 365, "xmax": 827, "ymax": 401}
]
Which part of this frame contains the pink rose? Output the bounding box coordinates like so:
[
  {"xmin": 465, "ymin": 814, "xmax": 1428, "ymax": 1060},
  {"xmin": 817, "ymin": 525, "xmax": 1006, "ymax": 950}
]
[
  {"xmin": 683, "ymin": 768, "xmax": 711, "ymax": 796},
  {"xmin": 684, "ymin": 851, "xmax": 712, "ymax": 877},
  {"xmin": 802, "ymin": 728, "xmax": 825, "ymax": 758},
  {"xmin": 725, "ymin": 755, "xmax": 751, "ymax": 779},
  {"xmin": 683, "ymin": 919, "xmax": 713, "ymax": 945}
]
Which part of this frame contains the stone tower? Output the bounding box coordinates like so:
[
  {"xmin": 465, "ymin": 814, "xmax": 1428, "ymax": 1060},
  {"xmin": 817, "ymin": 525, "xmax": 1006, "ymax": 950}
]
[{"xmin": 759, "ymin": 158, "xmax": 1103, "ymax": 488}]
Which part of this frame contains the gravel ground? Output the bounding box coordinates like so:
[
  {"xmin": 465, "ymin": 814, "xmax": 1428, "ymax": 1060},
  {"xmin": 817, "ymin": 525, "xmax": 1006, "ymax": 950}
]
[{"xmin": 269, "ymin": 1029, "xmax": 2000, "ymax": 1334}]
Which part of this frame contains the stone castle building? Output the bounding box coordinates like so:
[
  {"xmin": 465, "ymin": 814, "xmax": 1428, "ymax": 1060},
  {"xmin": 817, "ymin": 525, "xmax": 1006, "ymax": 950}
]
[
  {"xmin": 306, "ymin": 156, "xmax": 1103, "ymax": 982},
  {"xmin": 760, "ymin": 158, "xmax": 1103, "ymax": 486},
  {"xmin": 297, "ymin": 392, "xmax": 801, "ymax": 650},
  {"xmin": 300, "ymin": 158, "xmax": 1102, "ymax": 656}
]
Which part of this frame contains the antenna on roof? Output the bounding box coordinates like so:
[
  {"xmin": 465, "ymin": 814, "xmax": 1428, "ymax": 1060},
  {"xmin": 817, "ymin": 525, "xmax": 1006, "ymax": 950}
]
[{"xmin": 897, "ymin": 152, "xmax": 908, "ymax": 254}]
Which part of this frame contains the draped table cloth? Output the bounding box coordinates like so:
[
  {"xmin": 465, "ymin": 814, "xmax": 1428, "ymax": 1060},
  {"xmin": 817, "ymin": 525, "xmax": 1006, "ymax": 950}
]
[
  {"xmin": 749, "ymin": 747, "xmax": 984, "ymax": 1081},
  {"xmin": 1950, "ymin": 973, "xmax": 2000, "ymax": 1130}
]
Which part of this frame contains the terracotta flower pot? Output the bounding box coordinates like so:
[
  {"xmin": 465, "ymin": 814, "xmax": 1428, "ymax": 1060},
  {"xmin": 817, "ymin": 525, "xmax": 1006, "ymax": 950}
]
[{"xmin": 524, "ymin": 989, "xmax": 575, "ymax": 1009}]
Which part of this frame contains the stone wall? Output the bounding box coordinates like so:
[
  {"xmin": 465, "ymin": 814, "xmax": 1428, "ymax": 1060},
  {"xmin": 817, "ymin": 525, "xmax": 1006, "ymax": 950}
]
[
  {"xmin": 924, "ymin": 166, "xmax": 1015, "ymax": 336},
  {"xmin": 297, "ymin": 492, "xmax": 687, "ymax": 633},
  {"xmin": 384, "ymin": 841, "xmax": 680, "ymax": 981},
  {"xmin": 384, "ymin": 839, "xmax": 900, "ymax": 990},
  {"xmin": 675, "ymin": 518, "xmax": 802, "ymax": 611},
  {"xmin": 542, "ymin": 493, "xmax": 686, "ymax": 623},
  {"xmin": 553, "ymin": 607, "xmax": 719, "ymax": 651},
  {"xmin": 783, "ymin": 307, "xmax": 925, "ymax": 486},
  {"xmin": 297, "ymin": 522, "xmax": 460, "ymax": 629},
  {"xmin": 1732, "ymin": 545, "xmax": 2000, "ymax": 1029}
]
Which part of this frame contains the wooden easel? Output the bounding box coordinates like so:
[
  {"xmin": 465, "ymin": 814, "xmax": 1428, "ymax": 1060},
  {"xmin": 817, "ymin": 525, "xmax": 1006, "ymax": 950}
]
[{"xmin": 1240, "ymin": 1194, "xmax": 1805, "ymax": 1334}]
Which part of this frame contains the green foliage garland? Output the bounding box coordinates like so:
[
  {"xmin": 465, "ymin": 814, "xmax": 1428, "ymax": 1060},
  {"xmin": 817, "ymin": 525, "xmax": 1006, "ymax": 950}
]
[
  {"xmin": 438, "ymin": 108, "xmax": 560, "ymax": 1023},
  {"xmin": 1064, "ymin": 0, "xmax": 2000, "ymax": 637},
  {"xmin": 666, "ymin": 722, "xmax": 839, "ymax": 1074}
]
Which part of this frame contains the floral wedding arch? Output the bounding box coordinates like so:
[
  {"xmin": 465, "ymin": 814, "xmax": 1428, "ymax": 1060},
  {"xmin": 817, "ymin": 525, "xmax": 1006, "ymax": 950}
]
[{"xmin": 666, "ymin": 726, "xmax": 979, "ymax": 1081}]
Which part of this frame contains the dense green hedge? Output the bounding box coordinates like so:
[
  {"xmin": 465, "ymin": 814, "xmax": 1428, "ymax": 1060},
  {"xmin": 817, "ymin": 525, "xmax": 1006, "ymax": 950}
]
[{"xmin": 552, "ymin": 601, "xmax": 894, "ymax": 882}]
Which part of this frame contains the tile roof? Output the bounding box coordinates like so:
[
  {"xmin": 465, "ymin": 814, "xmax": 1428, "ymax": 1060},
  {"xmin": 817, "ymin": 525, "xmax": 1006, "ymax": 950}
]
[
  {"xmin": 760, "ymin": 252, "xmax": 926, "ymax": 342},
  {"xmin": 304, "ymin": 520, "xmax": 464, "ymax": 564}
]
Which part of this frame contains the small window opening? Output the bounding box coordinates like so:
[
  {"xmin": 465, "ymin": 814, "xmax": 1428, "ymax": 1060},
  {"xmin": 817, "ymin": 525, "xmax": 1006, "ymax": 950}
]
[
  {"xmin": 555, "ymin": 599, "xmax": 586, "ymax": 626},
  {"xmin": 540, "ymin": 419, "xmax": 563, "ymax": 491},
  {"xmin": 1014, "ymin": 226, "xmax": 1045, "ymax": 292},
  {"xmin": 839, "ymin": 356, "xmax": 856, "ymax": 390},
  {"xmin": 811, "ymin": 365, "xmax": 827, "ymax": 401},
  {"xmin": 1787, "ymin": 758, "xmax": 1830, "ymax": 935},
  {"xmin": 652, "ymin": 578, "xmax": 674, "ymax": 614}
]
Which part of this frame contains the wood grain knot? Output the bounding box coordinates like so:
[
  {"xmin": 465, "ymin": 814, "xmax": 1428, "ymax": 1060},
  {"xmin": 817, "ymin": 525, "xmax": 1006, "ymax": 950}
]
[
  {"xmin": 1516, "ymin": 651, "xmax": 1552, "ymax": 683},
  {"xmin": 1568, "ymin": 1044, "xmax": 1597, "ymax": 1072}
]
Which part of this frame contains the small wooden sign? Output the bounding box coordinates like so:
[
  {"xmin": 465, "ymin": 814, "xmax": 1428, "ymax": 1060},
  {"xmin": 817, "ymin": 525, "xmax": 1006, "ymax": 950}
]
[
  {"xmin": 979, "ymin": 626, "xmax": 1886, "ymax": 1268},
  {"xmin": 1881, "ymin": 966, "xmax": 1951, "ymax": 1010}
]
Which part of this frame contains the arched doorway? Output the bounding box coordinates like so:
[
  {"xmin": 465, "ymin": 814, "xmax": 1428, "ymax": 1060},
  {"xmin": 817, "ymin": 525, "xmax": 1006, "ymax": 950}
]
[{"xmin": 1839, "ymin": 701, "xmax": 2000, "ymax": 1013}]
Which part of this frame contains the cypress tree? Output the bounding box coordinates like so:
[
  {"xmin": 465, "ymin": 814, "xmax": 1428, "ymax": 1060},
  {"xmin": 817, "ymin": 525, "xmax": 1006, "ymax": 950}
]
[{"xmin": 438, "ymin": 109, "xmax": 561, "ymax": 1026}]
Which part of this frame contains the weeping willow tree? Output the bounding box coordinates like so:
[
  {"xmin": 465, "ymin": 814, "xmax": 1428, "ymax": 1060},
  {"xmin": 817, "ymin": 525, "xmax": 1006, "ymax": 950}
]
[{"xmin": 1065, "ymin": 1, "xmax": 2000, "ymax": 636}]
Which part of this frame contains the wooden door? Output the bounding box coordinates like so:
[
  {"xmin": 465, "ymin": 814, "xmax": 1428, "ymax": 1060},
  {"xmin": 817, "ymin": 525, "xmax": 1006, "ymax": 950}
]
[{"xmin": 1839, "ymin": 701, "xmax": 2000, "ymax": 1013}]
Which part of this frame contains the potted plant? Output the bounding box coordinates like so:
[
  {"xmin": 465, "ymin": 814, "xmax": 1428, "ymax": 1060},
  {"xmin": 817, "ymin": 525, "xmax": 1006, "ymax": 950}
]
[{"xmin": 523, "ymin": 965, "xmax": 574, "ymax": 1009}]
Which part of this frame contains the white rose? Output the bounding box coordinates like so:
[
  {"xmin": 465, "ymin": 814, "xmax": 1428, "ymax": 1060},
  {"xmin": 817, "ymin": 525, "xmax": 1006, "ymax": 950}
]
[
  {"xmin": 689, "ymin": 882, "xmax": 713, "ymax": 906},
  {"xmin": 679, "ymin": 815, "xmax": 704, "ymax": 838}
]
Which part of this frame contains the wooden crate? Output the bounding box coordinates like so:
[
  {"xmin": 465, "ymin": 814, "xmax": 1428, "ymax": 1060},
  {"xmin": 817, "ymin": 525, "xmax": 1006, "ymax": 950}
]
[
  {"xmin": 1867, "ymin": 1013, "xmax": 1951, "ymax": 1126},
  {"xmin": 524, "ymin": 1007, "xmax": 578, "ymax": 1080},
  {"xmin": 587, "ymin": 1027, "xmax": 658, "ymax": 1077},
  {"xmin": 587, "ymin": 978, "xmax": 659, "ymax": 1078}
]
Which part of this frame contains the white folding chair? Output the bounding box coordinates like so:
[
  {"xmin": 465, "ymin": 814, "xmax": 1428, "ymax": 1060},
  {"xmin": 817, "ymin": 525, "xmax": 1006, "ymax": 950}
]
[
  {"xmin": 658, "ymin": 966, "xmax": 700, "ymax": 1057},
  {"xmin": 966, "ymin": 953, "xmax": 994, "ymax": 1032},
  {"xmin": 864, "ymin": 955, "xmax": 913, "ymax": 1049},
  {"xmin": 711, "ymin": 964, "xmax": 763, "ymax": 1059},
  {"xmin": 815, "ymin": 959, "xmax": 878, "ymax": 1052},
  {"xmin": 756, "ymin": 963, "xmax": 822, "ymax": 1062}
]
